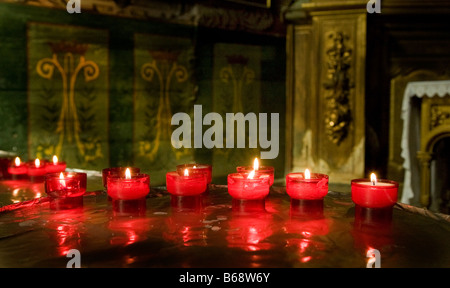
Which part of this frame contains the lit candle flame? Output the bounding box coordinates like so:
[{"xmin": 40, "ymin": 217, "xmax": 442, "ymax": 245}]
[
  {"xmin": 125, "ymin": 168, "xmax": 131, "ymax": 179},
  {"xmin": 305, "ymin": 169, "xmax": 311, "ymax": 180},
  {"xmin": 59, "ymin": 172, "xmax": 66, "ymax": 187},
  {"xmin": 184, "ymin": 168, "xmax": 189, "ymax": 176},
  {"xmin": 35, "ymin": 158, "xmax": 40, "ymax": 168},
  {"xmin": 370, "ymin": 173, "xmax": 377, "ymax": 186},
  {"xmin": 253, "ymin": 158, "xmax": 259, "ymax": 171},
  {"xmin": 14, "ymin": 157, "xmax": 21, "ymax": 166},
  {"xmin": 53, "ymin": 155, "xmax": 58, "ymax": 165},
  {"xmin": 247, "ymin": 170, "xmax": 255, "ymax": 179},
  {"xmin": 193, "ymin": 165, "xmax": 197, "ymax": 169}
]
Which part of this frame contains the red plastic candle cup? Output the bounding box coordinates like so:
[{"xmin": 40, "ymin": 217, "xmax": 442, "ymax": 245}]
[
  {"xmin": 27, "ymin": 159, "xmax": 47, "ymax": 182},
  {"xmin": 227, "ymin": 172, "xmax": 270, "ymax": 201},
  {"xmin": 7, "ymin": 157, "xmax": 28, "ymax": 180},
  {"xmin": 45, "ymin": 172, "xmax": 87, "ymax": 210},
  {"xmin": 166, "ymin": 170, "xmax": 207, "ymax": 196},
  {"xmin": 102, "ymin": 167, "xmax": 141, "ymax": 189},
  {"xmin": 286, "ymin": 171, "xmax": 329, "ymax": 200},
  {"xmin": 107, "ymin": 171, "xmax": 150, "ymax": 214},
  {"xmin": 46, "ymin": 155, "xmax": 67, "ymax": 174},
  {"xmin": 176, "ymin": 164, "xmax": 212, "ymax": 185},
  {"xmin": 351, "ymin": 174, "xmax": 399, "ymax": 209},
  {"xmin": 236, "ymin": 166, "xmax": 274, "ymax": 186}
]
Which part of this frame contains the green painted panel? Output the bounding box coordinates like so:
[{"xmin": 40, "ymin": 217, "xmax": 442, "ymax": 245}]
[
  {"xmin": 0, "ymin": 3, "xmax": 286, "ymax": 183},
  {"xmin": 212, "ymin": 43, "xmax": 262, "ymax": 178},
  {"xmin": 133, "ymin": 33, "xmax": 196, "ymax": 185},
  {"xmin": 27, "ymin": 22, "xmax": 109, "ymax": 170}
]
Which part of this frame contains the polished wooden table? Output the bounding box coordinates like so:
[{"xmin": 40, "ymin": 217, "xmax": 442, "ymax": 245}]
[{"xmin": 0, "ymin": 176, "xmax": 449, "ymax": 268}]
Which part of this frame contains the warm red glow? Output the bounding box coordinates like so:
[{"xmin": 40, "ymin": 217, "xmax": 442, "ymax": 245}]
[
  {"xmin": 299, "ymin": 239, "xmax": 309, "ymax": 253},
  {"xmin": 301, "ymin": 256, "xmax": 312, "ymax": 263}
]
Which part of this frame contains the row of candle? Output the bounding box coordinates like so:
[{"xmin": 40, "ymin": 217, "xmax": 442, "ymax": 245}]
[
  {"xmin": 0, "ymin": 156, "xmax": 67, "ymax": 182},
  {"xmin": 98, "ymin": 158, "xmax": 398, "ymax": 212},
  {"xmin": 0, "ymin": 156, "xmax": 399, "ymax": 212}
]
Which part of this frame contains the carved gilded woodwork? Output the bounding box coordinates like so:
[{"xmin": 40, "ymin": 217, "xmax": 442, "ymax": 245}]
[
  {"xmin": 287, "ymin": 9, "xmax": 366, "ymax": 184},
  {"xmin": 430, "ymin": 104, "xmax": 450, "ymax": 129},
  {"xmin": 323, "ymin": 31, "xmax": 353, "ymax": 145},
  {"xmin": 3, "ymin": 0, "xmax": 280, "ymax": 35}
]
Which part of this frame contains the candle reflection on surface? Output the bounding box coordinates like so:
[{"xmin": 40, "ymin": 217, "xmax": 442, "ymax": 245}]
[
  {"xmin": 226, "ymin": 216, "xmax": 275, "ymax": 252},
  {"xmin": 163, "ymin": 210, "xmax": 208, "ymax": 247},
  {"xmin": 162, "ymin": 194, "xmax": 208, "ymax": 247},
  {"xmin": 226, "ymin": 202, "xmax": 275, "ymax": 252},
  {"xmin": 351, "ymin": 205, "xmax": 394, "ymax": 257},
  {"xmin": 46, "ymin": 211, "xmax": 86, "ymax": 258},
  {"xmin": 108, "ymin": 217, "xmax": 154, "ymax": 247},
  {"xmin": 283, "ymin": 199, "xmax": 331, "ymax": 265},
  {"xmin": 1, "ymin": 180, "xmax": 44, "ymax": 204}
]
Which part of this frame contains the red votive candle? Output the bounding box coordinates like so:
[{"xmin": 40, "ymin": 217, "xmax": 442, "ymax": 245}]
[
  {"xmin": 46, "ymin": 155, "xmax": 67, "ymax": 174},
  {"xmin": 102, "ymin": 167, "xmax": 141, "ymax": 189},
  {"xmin": 176, "ymin": 164, "xmax": 212, "ymax": 185},
  {"xmin": 45, "ymin": 172, "xmax": 87, "ymax": 210},
  {"xmin": 27, "ymin": 159, "xmax": 47, "ymax": 182},
  {"xmin": 351, "ymin": 173, "xmax": 399, "ymax": 209},
  {"xmin": 107, "ymin": 169, "xmax": 150, "ymax": 214},
  {"xmin": 107, "ymin": 171, "xmax": 150, "ymax": 200},
  {"xmin": 237, "ymin": 158, "xmax": 274, "ymax": 186},
  {"xmin": 227, "ymin": 172, "xmax": 270, "ymax": 200},
  {"xmin": 286, "ymin": 170, "xmax": 329, "ymax": 200},
  {"xmin": 7, "ymin": 157, "xmax": 28, "ymax": 180},
  {"xmin": 166, "ymin": 169, "xmax": 207, "ymax": 196}
]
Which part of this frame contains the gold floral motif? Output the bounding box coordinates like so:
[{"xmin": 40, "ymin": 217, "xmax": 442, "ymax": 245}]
[
  {"xmin": 219, "ymin": 55, "xmax": 255, "ymax": 113},
  {"xmin": 139, "ymin": 50, "xmax": 189, "ymax": 161},
  {"xmin": 36, "ymin": 41, "xmax": 102, "ymax": 163}
]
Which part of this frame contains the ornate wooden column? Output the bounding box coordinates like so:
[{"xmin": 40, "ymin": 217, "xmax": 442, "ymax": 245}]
[{"xmin": 285, "ymin": 1, "xmax": 367, "ymax": 184}]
